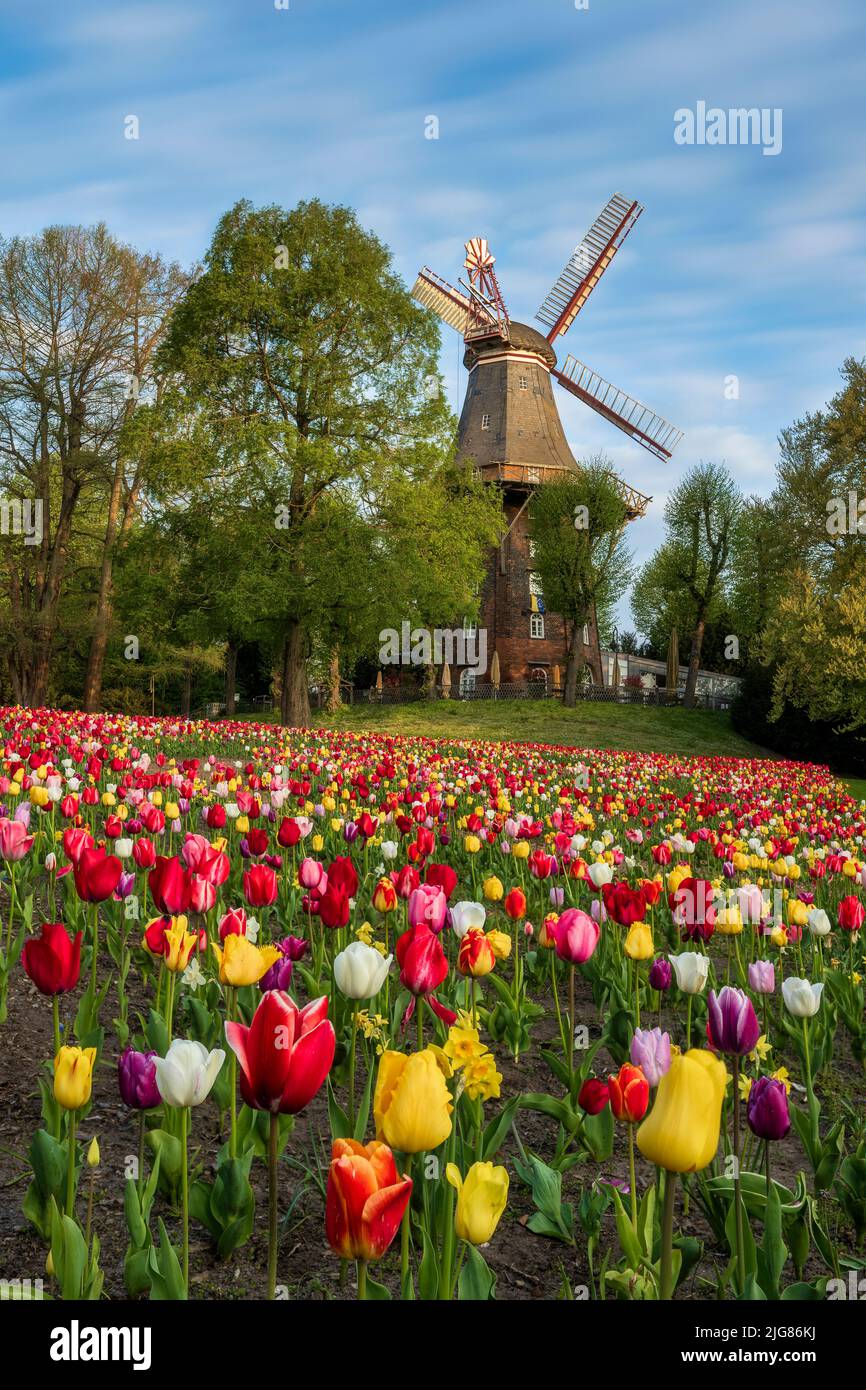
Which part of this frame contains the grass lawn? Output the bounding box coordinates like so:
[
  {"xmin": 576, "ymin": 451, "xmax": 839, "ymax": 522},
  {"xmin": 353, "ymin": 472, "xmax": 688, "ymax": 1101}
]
[{"xmin": 306, "ymin": 698, "xmax": 771, "ymax": 759}]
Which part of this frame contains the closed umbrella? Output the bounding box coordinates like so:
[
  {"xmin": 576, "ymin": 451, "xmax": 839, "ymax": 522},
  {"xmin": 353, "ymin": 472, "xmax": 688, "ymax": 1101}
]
[
  {"xmin": 490, "ymin": 650, "xmax": 501, "ymax": 699},
  {"xmin": 441, "ymin": 661, "xmax": 451, "ymax": 700}
]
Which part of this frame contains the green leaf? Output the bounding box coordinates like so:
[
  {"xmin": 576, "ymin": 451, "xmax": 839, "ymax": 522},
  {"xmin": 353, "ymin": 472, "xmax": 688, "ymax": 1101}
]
[
  {"xmin": 457, "ymin": 1243, "xmax": 496, "ymax": 1300},
  {"xmin": 147, "ymin": 1218, "xmax": 187, "ymax": 1300}
]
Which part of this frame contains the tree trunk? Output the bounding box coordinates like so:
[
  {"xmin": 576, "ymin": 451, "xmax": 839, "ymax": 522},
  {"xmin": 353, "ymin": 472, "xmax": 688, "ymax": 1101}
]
[
  {"xmin": 279, "ymin": 620, "xmax": 310, "ymax": 727},
  {"xmin": 181, "ymin": 664, "xmax": 192, "ymax": 719},
  {"xmin": 326, "ymin": 647, "xmax": 341, "ymax": 713},
  {"xmin": 563, "ymin": 621, "xmax": 583, "ymax": 708},
  {"xmin": 225, "ymin": 639, "xmax": 238, "ymax": 716},
  {"xmin": 683, "ymin": 614, "xmax": 706, "ymax": 709},
  {"xmin": 83, "ymin": 455, "xmax": 125, "ymax": 712}
]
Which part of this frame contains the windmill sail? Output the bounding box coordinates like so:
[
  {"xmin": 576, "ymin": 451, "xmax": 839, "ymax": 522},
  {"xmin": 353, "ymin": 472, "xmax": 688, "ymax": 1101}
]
[
  {"xmin": 412, "ymin": 267, "xmax": 481, "ymax": 335},
  {"xmin": 536, "ymin": 194, "xmax": 643, "ymax": 342},
  {"xmin": 554, "ymin": 356, "xmax": 683, "ymax": 461}
]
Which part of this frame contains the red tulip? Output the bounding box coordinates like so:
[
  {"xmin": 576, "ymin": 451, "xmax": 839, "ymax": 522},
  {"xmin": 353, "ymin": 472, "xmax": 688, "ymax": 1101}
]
[
  {"xmin": 62, "ymin": 826, "xmax": 94, "ymax": 867},
  {"xmin": 149, "ymin": 856, "xmax": 193, "ymax": 915},
  {"xmin": 277, "ymin": 817, "xmax": 301, "ymax": 848},
  {"xmin": 395, "ymin": 923, "xmax": 455, "ymax": 1026},
  {"xmin": 504, "ymin": 887, "xmax": 527, "ymax": 920},
  {"xmin": 425, "ymin": 863, "xmax": 458, "ymax": 900},
  {"xmin": 73, "ymin": 846, "xmax": 123, "ymax": 903},
  {"xmin": 607, "ymin": 1063, "xmax": 650, "ymax": 1123},
  {"xmin": 206, "ymin": 803, "xmax": 227, "ymax": 830},
  {"xmin": 246, "ymin": 827, "xmax": 269, "ymax": 857},
  {"xmin": 578, "ymin": 1078, "xmax": 610, "ymax": 1115},
  {"xmin": 318, "ymin": 882, "xmax": 350, "ymax": 928},
  {"xmin": 224, "ymin": 990, "xmax": 335, "ymax": 1113},
  {"xmin": 602, "ymin": 881, "xmax": 647, "ymax": 927},
  {"xmin": 838, "ymin": 895, "xmax": 865, "ymax": 932},
  {"xmin": 243, "ymin": 863, "xmax": 278, "ymax": 908},
  {"xmin": 133, "ymin": 837, "xmax": 156, "ymax": 870},
  {"xmin": 189, "ymin": 874, "xmax": 216, "ymax": 914},
  {"xmin": 328, "ymin": 856, "xmax": 358, "ymax": 898},
  {"xmin": 219, "ymin": 907, "xmax": 248, "ymax": 940},
  {"xmin": 22, "ymin": 922, "xmax": 82, "ymax": 995},
  {"xmin": 326, "ymin": 1138, "xmax": 412, "ymax": 1262}
]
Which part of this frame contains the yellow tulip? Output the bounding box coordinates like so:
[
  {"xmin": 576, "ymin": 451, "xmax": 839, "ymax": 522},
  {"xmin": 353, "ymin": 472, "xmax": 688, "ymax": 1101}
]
[
  {"xmin": 464, "ymin": 835, "xmax": 481, "ymax": 854},
  {"xmin": 374, "ymin": 1049, "xmax": 452, "ymax": 1153},
  {"xmin": 624, "ymin": 921, "xmax": 654, "ymax": 960},
  {"xmin": 666, "ymin": 865, "xmax": 690, "ymax": 894},
  {"xmin": 236, "ymin": 815, "xmax": 250, "ymax": 835},
  {"xmin": 87, "ymin": 1137, "xmax": 101, "ymax": 1167},
  {"xmin": 486, "ymin": 928, "xmax": 512, "ymax": 960},
  {"xmin": 54, "ymin": 1046, "xmax": 97, "ymax": 1110},
  {"xmin": 511, "ymin": 840, "xmax": 530, "ymax": 861},
  {"xmin": 164, "ymin": 802, "xmax": 180, "ymax": 820},
  {"xmin": 211, "ymin": 934, "xmax": 281, "ymax": 987},
  {"xmin": 637, "ymin": 1049, "xmax": 727, "ymax": 1172},
  {"xmin": 312, "ymin": 834, "xmax": 325, "ymax": 852},
  {"xmin": 163, "ymin": 916, "xmax": 197, "ymax": 973},
  {"xmin": 446, "ymin": 1161, "xmax": 509, "ymax": 1244},
  {"xmin": 482, "ymin": 875, "xmax": 504, "ymax": 902},
  {"xmin": 29, "ymin": 785, "xmax": 50, "ymax": 807}
]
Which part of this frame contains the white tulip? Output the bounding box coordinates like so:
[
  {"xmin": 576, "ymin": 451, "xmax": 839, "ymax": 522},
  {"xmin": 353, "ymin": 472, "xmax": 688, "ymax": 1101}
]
[
  {"xmin": 806, "ymin": 908, "xmax": 831, "ymax": 938},
  {"xmin": 154, "ymin": 1039, "xmax": 225, "ymax": 1108},
  {"xmin": 782, "ymin": 977, "xmax": 823, "ymax": 1018},
  {"xmin": 669, "ymin": 951, "xmax": 710, "ymax": 995},
  {"xmin": 451, "ymin": 900, "xmax": 486, "ymax": 938},
  {"xmin": 115, "ymin": 838, "xmax": 133, "ymax": 859},
  {"xmin": 588, "ymin": 862, "xmax": 613, "ymax": 889},
  {"xmin": 380, "ymin": 840, "xmax": 399, "ymax": 861},
  {"xmin": 334, "ymin": 941, "xmax": 392, "ymax": 1000}
]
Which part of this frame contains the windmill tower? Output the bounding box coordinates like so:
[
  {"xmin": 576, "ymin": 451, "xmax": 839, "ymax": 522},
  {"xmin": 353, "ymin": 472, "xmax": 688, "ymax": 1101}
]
[{"xmin": 412, "ymin": 193, "xmax": 682, "ymax": 693}]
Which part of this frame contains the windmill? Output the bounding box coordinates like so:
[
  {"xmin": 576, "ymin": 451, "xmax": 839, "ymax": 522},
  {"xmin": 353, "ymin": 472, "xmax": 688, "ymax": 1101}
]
[{"xmin": 411, "ymin": 193, "xmax": 683, "ymax": 689}]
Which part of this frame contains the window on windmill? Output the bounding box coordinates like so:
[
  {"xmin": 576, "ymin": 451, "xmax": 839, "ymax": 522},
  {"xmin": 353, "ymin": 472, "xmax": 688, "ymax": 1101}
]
[
  {"xmin": 527, "ymin": 467, "xmax": 540, "ymax": 483},
  {"xmin": 530, "ymin": 613, "xmax": 545, "ymax": 639},
  {"xmin": 481, "ymin": 413, "xmax": 491, "ymax": 430},
  {"xmin": 582, "ymin": 623, "xmax": 590, "ymax": 644},
  {"xmin": 519, "ymin": 376, "xmax": 528, "ymax": 391}
]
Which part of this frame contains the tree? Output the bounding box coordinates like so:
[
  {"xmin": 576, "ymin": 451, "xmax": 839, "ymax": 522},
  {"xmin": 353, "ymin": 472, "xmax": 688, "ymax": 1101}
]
[
  {"xmin": 156, "ymin": 199, "xmax": 449, "ymax": 726},
  {"xmin": 527, "ymin": 461, "xmax": 633, "ymax": 707},
  {"xmin": 631, "ymin": 463, "xmax": 742, "ymax": 708},
  {"xmin": 0, "ymin": 224, "xmax": 185, "ymax": 706}
]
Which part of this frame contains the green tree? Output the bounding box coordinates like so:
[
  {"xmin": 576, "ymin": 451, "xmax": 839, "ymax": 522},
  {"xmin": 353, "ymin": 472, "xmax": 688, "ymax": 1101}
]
[
  {"xmin": 156, "ymin": 198, "xmax": 449, "ymax": 725},
  {"xmin": 631, "ymin": 462, "xmax": 742, "ymax": 708},
  {"xmin": 528, "ymin": 462, "xmax": 632, "ymax": 707}
]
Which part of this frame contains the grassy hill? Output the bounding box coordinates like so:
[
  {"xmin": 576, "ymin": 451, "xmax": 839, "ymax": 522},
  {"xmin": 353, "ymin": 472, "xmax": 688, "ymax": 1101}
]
[{"xmin": 306, "ymin": 698, "xmax": 771, "ymax": 760}]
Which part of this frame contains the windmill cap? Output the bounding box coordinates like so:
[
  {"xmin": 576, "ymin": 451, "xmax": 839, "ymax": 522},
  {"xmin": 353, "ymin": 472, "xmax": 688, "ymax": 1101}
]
[{"xmin": 464, "ymin": 320, "xmax": 557, "ymax": 370}]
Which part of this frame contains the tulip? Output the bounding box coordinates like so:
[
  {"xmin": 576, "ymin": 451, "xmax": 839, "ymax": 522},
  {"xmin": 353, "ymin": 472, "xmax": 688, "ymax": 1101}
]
[
  {"xmin": 148, "ymin": 856, "xmax": 192, "ymax": 915},
  {"xmin": 503, "ymin": 887, "xmax": 526, "ymax": 919},
  {"xmin": 163, "ymin": 916, "xmax": 198, "ymax": 974},
  {"xmin": 224, "ymin": 990, "xmax": 335, "ymax": 1115},
  {"xmin": 669, "ymin": 951, "xmax": 709, "ymax": 995},
  {"xmin": 395, "ymin": 923, "xmax": 455, "ymax": 1032},
  {"xmin": 374, "ymin": 1048, "xmax": 452, "ymax": 1154},
  {"xmin": 372, "ymin": 877, "xmax": 397, "ymax": 913},
  {"xmin": 630, "ymin": 1026, "xmax": 671, "ymax": 1087},
  {"xmin": 838, "ymin": 895, "xmax": 865, "ymax": 932},
  {"xmin": 325, "ymin": 1138, "xmax": 412, "ymax": 1287},
  {"xmin": 334, "ymin": 941, "xmax": 392, "ymax": 1000},
  {"xmin": 624, "ymin": 921, "xmax": 654, "ymax": 961},
  {"xmin": 747, "ymin": 1075, "xmax": 790, "ymax": 1142},
  {"xmin": 551, "ymin": 908, "xmax": 599, "ymax": 964},
  {"xmin": 218, "ymin": 906, "xmax": 248, "ymax": 940},
  {"xmin": 458, "ymin": 926, "xmax": 496, "ymax": 978},
  {"xmin": 649, "ymin": 956, "xmax": 672, "ymax": 992},
  {"xmin": 781, "ymin": 976, "xmax": 823, "ymax": 1019},
  {"xmin": 806, "ymin": 908, "xmax": 831, "ymax": 937},
  {"xmin": 259, "ymin": 935, "xmax": 309, "ymax": 992},
  {"xmin": 328, "ymin": 856, "xmax": 359, "ymax": 898},
  {"xmin": 588, "ymin": 862, "xmax": 612, "ymax": 888},
  {"xmin": 243, "ymin": 863, "xmax": 278, "ymax": 908},
  {"xmin": 578, "ymin": 1077, "xmax": 610, "ymax": 1114},
  {"xmin": 118, "ymin": 1047, "xmax": 161, "ymax": 1109},
  {"xmin": 407, "ymin": 883, "xmax": 447, "ymax": 933},
  {"xmin": 425, "ymin": 862, "xmax": 458, "ymax": 900},
  {"xmin": 608, "ymin": 1062, "xmax": 649, "ymax": 1123},
  {"xmin": 602, "ymin": 881, "xmax": 647, "ymax": 926},
  {"xmin": 450, "ymin": 900, "xmax": 486, "ymax": 938},
  {"xmin": 707, "ymin": 986, "xmax": 760, "ymax": 1056},
  {"xmin": 299, "ymin": 857, "xmax": 326, "ymax": 891},
  {"xmin": 212, "ymin": 934, "xmax": 281, "ymax": 987},
  {"xmin": 154, "ymin": 1038, "xmax": 226, "ymax": 1295},
  {"xmin": 22, "ymin": 922, "xmax": 82, "ymax": 1005},
  {"xmin": 748, "ymin": 960, "xmax": 775, "ymax": 994},
  {"xmin": 446, "ymin": 1160, "xmax": 508, "ymax": 1245},
  {"xmin": 73, "ymin": 845, "xmax": 122, "ymax": 903},
  {"xmin": 0, "ymin": 816, "xmax": 34, "ymax": 860},
  {"xmin": 54, "ymin": 1044, "xmax": 97, "ymax": 1111},
  {"xmin": 486, "ymin": 928, "xmax": 511, "ymax": 959}
]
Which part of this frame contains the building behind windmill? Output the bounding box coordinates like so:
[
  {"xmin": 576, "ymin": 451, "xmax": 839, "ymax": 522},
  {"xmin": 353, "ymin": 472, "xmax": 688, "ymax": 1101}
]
[{"xmin": 412, "ymin": 195, "xmax": 682, "ymax": 698}]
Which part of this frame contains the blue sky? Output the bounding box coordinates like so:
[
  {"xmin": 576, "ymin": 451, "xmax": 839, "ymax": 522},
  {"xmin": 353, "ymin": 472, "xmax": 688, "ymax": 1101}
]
[{"xmin": 2, "ymin": 0, "xmax": 865, "ymax": 625}]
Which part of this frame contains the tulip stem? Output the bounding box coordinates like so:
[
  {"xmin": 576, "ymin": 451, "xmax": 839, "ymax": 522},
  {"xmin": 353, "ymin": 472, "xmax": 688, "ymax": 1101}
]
[
  {"xmin": 732, "ymin": 1056, "xmax": 745, "ymax": 1295},
  {"xmin": 138, "ymin": 1112, "xmax": 146, "ymax": 1198},
  {"xmin": 89, "ymin": 903, "xmax": 99, "ymax": 995},
  {"xmin": 357, "ymin": 1258, "xmax": 367, "ymax": 1300},
  {"xmin": 686, "ymin": 996, "xmax": 692, "ymax": 1052},
  {"xmin": 52, "ymin": 995, "xmax": 61, "ymax": 1058},
  {"xmin": 228, "ymin": 987, "xmax": 237, "ymax": 1158},
  {"xmin": 660, "ymin": 1170, "xmax": 677, "ymax": 1301},
  {"xmin": 400, "ymin": 1153, "xmax": 414, "ymax": 1299},
  {"xmin": 65, "ymin": 1110, "xmax": 77, "ymax": 1218},
  {"xmin": 348, "ymin": 1001, "xmax": 358, "ymax": 1131},
  {"xmin": 627, "ymin": 1124, "xmax": 638, "ymax": 1232},
  {"xmin": 181, "ymin": 1106, "xmax": 189, "ymax": 1297},
  {"xmin": 267, "ymin": 1111, "xmax": 279, "ymax": 1300},
  {"xmin": 568, "ymin": 967, "xmax": 575, "ymax": 1085},
  {"xmin": 417, "ymin": 999, "xmax": 424, "ymax": 1053}
]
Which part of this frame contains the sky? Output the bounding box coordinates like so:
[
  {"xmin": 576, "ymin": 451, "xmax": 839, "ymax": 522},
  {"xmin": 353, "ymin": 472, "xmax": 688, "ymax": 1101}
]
[{"xmin": 1, "ymin": 0, "xmax": 865, "ymax": 628}]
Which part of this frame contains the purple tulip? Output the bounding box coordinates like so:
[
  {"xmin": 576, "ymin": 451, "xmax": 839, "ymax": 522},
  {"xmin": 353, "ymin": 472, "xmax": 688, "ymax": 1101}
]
[
  {"xmin": 14, "ymin": 801, "xmax": 32, "ymax": 827},
  {"xmin": 630, "ymin": 1026, "xmax": 671, "ymax": 1087},
  {"xmin": 707, "ymin": 986, "xmax": 761, "ymax": 1055},
  {"xmin": 259, "ymin": 935, "xmax": 310, "ymax": 992},
  {"xmin": 746, "ymin": 1075, "xmax": 790, "ymax": 1141},
  {"xmin": 748, "ymin": 960, "xmax": 775, "ymax": 995},
  {"xmin": 648, "ymin": 957, "xmax": 672, "ymax": 992},
  {"xmin": 118, "ymin": 1048, "xmax": 161, "ymax": 1109},
  {"xmin": 343, "ymin": 822, "xmax": 359, "ymax": 844},
  {"xmin": 549, "ymin": 886, "xmax": 565, "ymax": 908},
  {"xmin": 114, "ymin": 872, "xmax": 135, "ymax": 899}
]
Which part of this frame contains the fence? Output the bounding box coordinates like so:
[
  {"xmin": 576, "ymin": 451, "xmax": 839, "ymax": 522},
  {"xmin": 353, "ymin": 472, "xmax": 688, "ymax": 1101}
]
[{"xmin": 355, "ymin": 681, "xmax": 725, "ymax": 709}]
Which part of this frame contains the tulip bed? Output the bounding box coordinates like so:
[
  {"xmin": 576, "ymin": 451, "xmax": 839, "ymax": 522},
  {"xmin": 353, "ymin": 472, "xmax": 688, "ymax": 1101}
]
[{"xmin": 1, "ymin": 706, "xmax": 865, "ymax": 1303}]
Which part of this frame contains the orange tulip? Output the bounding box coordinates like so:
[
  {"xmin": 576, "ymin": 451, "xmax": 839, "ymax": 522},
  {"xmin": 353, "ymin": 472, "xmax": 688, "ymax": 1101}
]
[
  {"xmin": 458, "ymin": 926, "xmax": 495, "ymax": 977},
  {"xmin": 325, "ymin": 1138, "xmax": 412, "ymax": 1261}
]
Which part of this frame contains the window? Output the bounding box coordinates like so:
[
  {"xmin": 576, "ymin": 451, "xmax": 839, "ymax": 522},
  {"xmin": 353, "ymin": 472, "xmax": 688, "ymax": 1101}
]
[
  {"xmin": 519, "ymin": 376, "xmax": 528, "ymax": 391},
  {"xmin": 582, "ymin": 623, "xmax": 590, "ymax": 644},
  {"xmin": 459, "ymin": 668, "xmax": 476, "ymax": 696},
  {"xmin": 481, "ymin": 413, "xmax": 491, "ymax": 430},
  {"xmin": 530, "ymin": 667, "xmax": 547, "ymax": 692},
  {"xmin": 527, "ymin": 467, "xmax": 540, "ymax": 483},
  {"xmin": 530, "ymin": 613, "xmax": 545, "ymax": 639}
]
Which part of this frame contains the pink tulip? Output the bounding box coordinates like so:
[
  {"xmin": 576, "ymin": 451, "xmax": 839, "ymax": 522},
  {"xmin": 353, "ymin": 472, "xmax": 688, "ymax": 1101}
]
[{"xmin": 552, "ymin": 908, "xmax": 600, "ymax": 964}]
